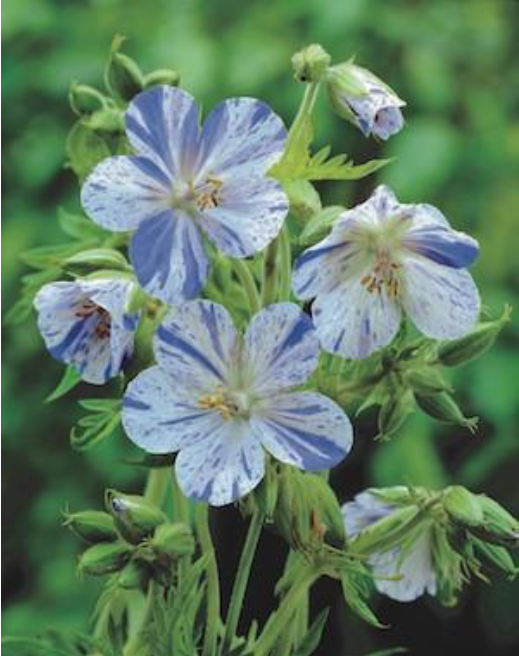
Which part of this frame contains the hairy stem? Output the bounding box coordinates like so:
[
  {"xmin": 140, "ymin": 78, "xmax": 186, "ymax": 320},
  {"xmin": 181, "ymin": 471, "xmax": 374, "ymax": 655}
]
[
  {"xmin": 220, "ymin": 511, "xmax": 264, "ymax": 654},
  {"xmin": 195, "ymin": 504, "xmax": 221, "ymax": 656},
  {"xmin": 278, "ymin": 225, "xmax": 292, "ymax": 302},
  {"xmin": 144, "ymin": 466, "xmax": 170, "ymax": 507}
]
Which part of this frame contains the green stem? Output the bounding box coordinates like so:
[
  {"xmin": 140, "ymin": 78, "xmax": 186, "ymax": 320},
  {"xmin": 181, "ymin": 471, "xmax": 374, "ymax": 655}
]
[
  {"xmin": 278, "ymin": 225, "xmax": 292, "ymax": 302},
  {"xmin": 220, "ymin": 511, "xmax": 264, "ymax": 654},
  {"xmin": 261, "ymin": 238, "xmax": 280, "ymax": 306},
  {"xmin": 195, "ymin": 504, "xmax": 221, "ymax": 656},
  {"xmin": 232, "ymin": 258, "xmax": 261, "ymax": 315},
  {"xmin": 285, "ymin": 81, "xmax": 321, "ymax": 154},
  {"xmin": 170, "ymin": 468, "xmax": 190, "ymax": 524},
  {"xmin": 254, "ymin": 565, "xmax": 321, "ymax": 656},
  {"xmin": 144, "ymin": 467, "xmax": 170, "ymax": 506}
]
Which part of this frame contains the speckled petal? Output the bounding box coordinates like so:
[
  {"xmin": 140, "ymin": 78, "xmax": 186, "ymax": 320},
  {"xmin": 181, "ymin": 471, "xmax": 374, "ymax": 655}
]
[
  {"xmin": 251, "ymin": 391, "xmax": 352, "ymax": 471},
  {"xmin": 341, "ymin": 492, "xmax": 393, "ymax": 538},
  {"xmin": 175, "ymin": 419, "xmax": 265, "ymax": 506}
]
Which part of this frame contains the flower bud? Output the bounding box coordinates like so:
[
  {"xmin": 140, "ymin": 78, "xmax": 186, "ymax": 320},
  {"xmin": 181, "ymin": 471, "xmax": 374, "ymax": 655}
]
[
  {"xmin": 436, "ymin": 305, "xmax": 512, "ymax": 367},
  {"xmin": 105, "ymin": 35, "xmax": 144, "ymax": 103},
  {"xmin": 83, "ymin": 107, "xmax": 124, "ymax": 134},
  {"xmin": 376, "ymin": 389, "xmax": 415, "ymax": 440},
  {"xmin": 106, "ymin": 490, "xmax": 167, "ymax": 544},
  {"xmin": 291, "ymin": 44, "xmax": 331, "ymax": 83},
  {"xmin": 415, "ymin": 391, "xmax": 478, "ymax": 432},
  {"xmin": 468, "ymin": 495, "xmax": 519, "ymax": 548},
  {"xmin": 78, "ymin": 542, "xmax": 131, "ymax": 576},
  {"xmin": 348, "ymin": 505, "xmax": 421, "ymax": 556},
  {"xmin": 443, "ymin": 486, "xmax": 484, "ymax": 529},
  {"xmin": 151, "ymin": 523, "xmax": 195, "ymax": 559},
  {"xmin": 472, "ymin": 537, "xmax": 518, "ymax": 578},
  {"xmin": 283, "ymin": 180, "xmax": 322, "ymax": 224},
  {"xmin": 406, "ymin": 368, "xmax": 451, "ymax": 396},
  {"xmin": 144, "ymin": 69, "xmax": 181, "ymax": 89},
  {"xmin": 326, "ymin": 62, "xmax": 405, "ymax": 140},
  {"xmin": 64, "ymin": 510, "xmax": 118, "ymax": 544},
  {"xmin": 117, "ymin": 559, "xmax": 147, "ymax": 590},
  {"xmin": 63, "ymin": 248, "xmax": 131, "ymax": 276},
  {"xmin": 69, "ymin": 83, "xmax": 106, "ymax": 117}
]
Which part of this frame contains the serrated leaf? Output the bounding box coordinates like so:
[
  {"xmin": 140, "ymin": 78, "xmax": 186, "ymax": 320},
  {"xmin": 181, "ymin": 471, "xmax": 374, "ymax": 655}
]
[
  {"xmin": 340, "ymin": 570, "xmax": 386, "ymax": 628},
  {"xmin": 303, "ymin": 152, "xmax": 392, "ymax": 181},
  {"xmin": 45, "ymin": 366, "xmax": 82, "ymax": 403},
  {"xmin": 293, "ymin": 607, "xmax": 330, "ymax": 656}
]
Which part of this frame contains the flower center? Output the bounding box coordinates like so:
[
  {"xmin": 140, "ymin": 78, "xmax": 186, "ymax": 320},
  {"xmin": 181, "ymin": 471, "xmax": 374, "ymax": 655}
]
[
  {"xmin": 361, "ymin": 250, "xmax": 401, "ymax": 297},
  {"xmin": 194, "ymin": 175, "xmax": 223, "ymax": 211},
  {"xmin": 75, "ymin": 299, "xmax": 112, "ymax": 339},
  {"xmin": 198, "ymin": 386, "xmax": 250, "ymax": 421}
]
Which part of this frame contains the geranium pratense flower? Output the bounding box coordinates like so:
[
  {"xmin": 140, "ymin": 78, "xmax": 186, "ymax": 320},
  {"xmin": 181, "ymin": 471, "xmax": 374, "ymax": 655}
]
[
  {"xmin": 81, "ymin": 85, "xmax": 289, "ymax": 304},
  {"xmin": 293, "ymin": 185, "xmax": 480, "ymax": 359},
  {"xmin": 34, "ymin": 277, "xmax": 139, "ymax": 384},
  {"xmin": 326, "ymin": 62, "xmax": 405, "ymax": 140},
  {"xmin": 343, "ymin": 491, "xmax": 437, "ymax": 602},
  {"xmin": 122, "ymin": 301, "xmax": 353, "ymax": 506}
]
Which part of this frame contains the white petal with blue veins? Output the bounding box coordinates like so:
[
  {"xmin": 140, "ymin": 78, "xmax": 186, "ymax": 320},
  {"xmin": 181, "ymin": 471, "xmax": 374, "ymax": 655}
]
[
  {"xmin": 251, "ymin": 391, "xmax": 352, "ymax": 471},
  {"xmin": 175, "ymin": 418, "xmax": 265, "ymax": 506},
  {"xmin": 342, "ymin": 492, "xmax": 393, "ymax": 538}
]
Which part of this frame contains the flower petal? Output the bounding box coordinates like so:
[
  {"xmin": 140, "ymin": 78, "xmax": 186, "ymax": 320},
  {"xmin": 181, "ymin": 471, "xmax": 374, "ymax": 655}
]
[
  {"xmin": 243, "ymin": 303, "xmax": 319, "ymax": 394},
  {"xmin": 175, "ymin": 419, "xmax": 265, "ymax": 506},
  {"xmin": 199, "ymin": 176, "xmax": 288, "ymax": 257},
  {"xmin": 81, "ymin": 155, "xmax": 171, "ymax": 232},
  {"xmin": 312, "ymin": 278, "xmax": 402, "ymax": 359},
  {"xmin": 125, "ymin": 85, "xmax": 201, "ymax": 180},
  {"xmin": 402, "ymin": 254, "xmax": 480, "ymax": 339},
  {"xmin": 251, "ymin": 391, "xmax": 352, "ymax": 471},
  {"xmin": 129, "ymin": 210, "xmax": 209, "ymax": 304},
  {"xmin": 122, "ymin": 365, "xmax": 222, "ymax": 454},
  {"xmin": 342, "ymin": 492, "xmax": 393, "ymax": 538},
  {"xmin": 371, "ymin": 528, "xmax": 437, "ymax": 602},
  {"xmin": 198, "ymin": 98, "xmax": 287, "ymax": 178},
  {"xmin": 154, "ymin": 300, "xmax": 238, "ymax": 392}
]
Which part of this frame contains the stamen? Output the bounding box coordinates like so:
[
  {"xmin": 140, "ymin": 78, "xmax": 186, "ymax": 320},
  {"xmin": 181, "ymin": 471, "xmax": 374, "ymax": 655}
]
[
  {"xmin": 361, "ymin": 250, "xmax": 401, "ymax": 298},
  {"xmin": 195, "ymin": 176, "xmax": 223, "ymax": 211},
  {"xmin": 199, "ymin": 385, "xmax": 235, "ymax": 421},
  {"xmin": 75, "ymin": 299, "xmax": 112, "ymax": 339}
]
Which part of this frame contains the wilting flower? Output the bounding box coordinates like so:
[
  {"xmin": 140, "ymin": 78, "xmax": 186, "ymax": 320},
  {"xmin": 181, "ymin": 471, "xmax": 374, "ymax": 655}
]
[
  {"xmin": 326, "ymin": 62, "xmax": 405, "ymax": 140},
  {"xmin": 34, "ymin": 277, "xmax": 138, "ymax": 384},
  {"xmin": 81, "ymin": 85, "xmax": 289, "ymax": 304},
  {"xmin": 293, "ymin": 185, "xmax": 480, "ymax": 359},
  {"xmin": 122, "ymin": 300, "xmax": 353, "ymax": 506},
  {"xmin": 343, "ymin": 491, "xmax": 437, "ymax": 602}
]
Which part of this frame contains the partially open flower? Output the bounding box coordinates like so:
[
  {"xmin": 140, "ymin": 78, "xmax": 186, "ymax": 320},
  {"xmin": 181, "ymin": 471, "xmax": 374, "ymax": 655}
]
[
  {"xmin": 326, "ymin": 62, "xmax": 405, "ymax": 140},
  {"xmin": 34, "ymin": 277, "xmax": 139, "ymax": 384}
]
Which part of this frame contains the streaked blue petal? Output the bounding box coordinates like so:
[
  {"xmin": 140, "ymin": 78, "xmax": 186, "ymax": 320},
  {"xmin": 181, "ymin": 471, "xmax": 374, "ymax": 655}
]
[
  {"xmin": 125, "ymin": 86, "xmax": 201, "ymax": 180},
  {"xmin": 243, "ymin": 303, "xmax": 319, "ymax": 394},
  {"xmin": 154, "ymin": 300, "xmax": 238, "ymax": 391},
  {"xmin": 199, "ymin": 176, "xmax": 288, "ymax": 257},
  {"xmin": 198, "ymin": 97, "xmax": 287, "ymax": 178},
  {"xmin": 404, "ymin": 225, "xmax": 479, "ymax": 268},
  {"xmin": 251, "ymin": 391, "xmax": 352, "ymax": 471},
  {"xmin": 175, "ymin": 418, "xmax": 265, "ymax": 506},
  {"xmin": 81, "ymin": 155, "xmax": 171, "ymax": 232},
  {"xmin": 402, "ymin": 254, "xmax": 480, "ymax": 339},
  {"xmin": 312, "ymin": 278, "xmax": 402, "ymax": 359},
  {"xmin": 129, "ymin": 210, "xmax": 209, "ymax": 304},
  {"xmin": 122, "ymin": 366, "xmax": 223, "ymax": 454}
]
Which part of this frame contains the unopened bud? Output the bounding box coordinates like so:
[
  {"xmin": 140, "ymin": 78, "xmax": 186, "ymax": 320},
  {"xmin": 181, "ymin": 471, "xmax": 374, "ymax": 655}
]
[
  {"xmin": 152, "ymin": 523, "xmax": 195, "ymax": 558},
  {"xmin": 415, "ymin": 391, "xmax": 478, "ymax": 433},
  {"xmin": 472, "ymin": 537, "xmax": 518, "ymax": 578},
  {"xmin": 78, "ymin": 542, "xmax": 130, "ymax": 576},
  {"xmin": 468, "ymin": 495, "xmax": 519, "ymax": 548},
  {"xmin": 64, "ymin": 248, "xmax": 130, "ymax": 276},
  {"xmin": 437, "ymin": 306, "xmax": 512, "ymax": 367},
  {"xmin": 305, "ymin": 474, "xmax": 346, "ymax": 548},
  {"xmin": 106, "ymin": 490, "xmax": 167, "ymax": 544},
  {"xmin": 105, "ymin": 35, "xmax": 144, "ymax": 103},
  {"xmin": 291, "ymin": 44, "xmax": 331, "ymax": 83},
  {"xmin": 144, "ymin": 69, "xmax": 181, "ymax": 89},
  {"xmin": 443, "ymin": 486, "xmax": 484, "ymax": 528},
  {"xmin": 83, "ymin": 107, "xmax": 124, "ymax": 134},
  {"xmin": 64, "ymin": 510, "xmax": 118, "ymax": 544},
  {"xmin": 406, "ymin": 368, "xmax": 451, "ymax": 396},
  {"xmin": 376, "ymin": 389, "xmax": 414, "ymax": 440},
  {"xmin": 69, "ymin": 83, "xmax": 106, "ymax": 117}
]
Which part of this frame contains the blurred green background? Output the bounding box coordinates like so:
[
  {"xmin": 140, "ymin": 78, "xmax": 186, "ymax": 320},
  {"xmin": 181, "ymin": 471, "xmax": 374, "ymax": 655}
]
[{"xmin": 2, "ymin": 0, "xmax": 519, "ymax": 654}]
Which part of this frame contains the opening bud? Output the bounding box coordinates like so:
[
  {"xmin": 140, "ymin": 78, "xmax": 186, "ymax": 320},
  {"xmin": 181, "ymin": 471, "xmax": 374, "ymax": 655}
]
[
  {"xmin": 291, "ymin": 44, "xmax": 331, "ymax": 83},
  {"xmin": 106, "ymin": 490, "xmax": 167, "ymax": 544},
  {"xmin": 144, "ymin": 69, "xmax": 181, "ymax": 89},
  {"xmin": 63, "ymin": 510, "xmax": 118, "ymax": 544},
  {"xmin": 78, "ymin": 541, "xmax": 131, "ymax": 576}
]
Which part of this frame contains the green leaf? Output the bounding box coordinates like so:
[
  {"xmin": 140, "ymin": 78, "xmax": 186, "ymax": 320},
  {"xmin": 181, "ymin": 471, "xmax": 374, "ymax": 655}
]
[
  {"xmin": 293, "ymin": 607, "xmax": 330, "ymax": 656},
  {"xmin": 303, "ymin": 149, "xmax": 392, "ymax": 181},
  {"xmin": 58, "ymin": 207, "xmax": 111, "ymax": 241},
  {"xmin": 340, "ymin": 568, "xmax": 386, "ymax": 628},
  {"xmin": 70, "ymin": 398, "xmax": 121, "ymax": 451},
  {"xmin": 20, "ymin": 242, "xmax": 88, "ymax": 270},
  {"xmin": 66, "ymin": 119, "xmax": 112, "ymax": 182},
  {"xmin": 45, "ymin": 366, "xmax": 82, "ymax": 403}
]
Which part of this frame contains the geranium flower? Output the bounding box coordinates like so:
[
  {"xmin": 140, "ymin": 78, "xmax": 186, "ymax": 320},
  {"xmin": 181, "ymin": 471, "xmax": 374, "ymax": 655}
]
[
  {"xmin": 293, "ymin": 185, "xmax": 480, "ymax": 359},
  {"xmin": 34, "ymin": 277, "xmax": 138, "ymax": 384},
  {"xmin": 122, "ymin": 300, "xmax": 353, "ymax": 506},
  {"xmin": 343, "ymin": 491, "xmax": 437, "ymax": 602},
  {"xmin": 81, "ymin": 85, "xmax": 289, "ymax": 304},
  {"xmin": 326, "ymin": 63, "xmax": 405, "ymax": 140}
]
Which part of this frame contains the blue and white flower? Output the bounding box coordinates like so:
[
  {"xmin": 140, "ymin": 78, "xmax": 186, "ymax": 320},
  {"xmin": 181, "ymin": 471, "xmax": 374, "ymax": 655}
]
[
  {"xmin": 343, "ymin": 491, "xmax": 437, "ymax": 602},
  {"xmin": 326, "ymin": 63, "xmax": 405, "ymax": 140},
  {"xmin": 81, "ymin": 85, "xmax": 289, "ymax": 305},
  {"xmin": 34, "ymin": 277, "xmax": 139, "ymax": 385},
  {"xmin": 122, "ymin": 300, "xmax": 353, "ymax": 506},
  {"xmin": 293, "ymin": 185, "xmax": 480, "ymax": 359}
]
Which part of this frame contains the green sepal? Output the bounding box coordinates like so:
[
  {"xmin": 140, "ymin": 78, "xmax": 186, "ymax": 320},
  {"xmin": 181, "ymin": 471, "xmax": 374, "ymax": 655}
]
[
  {"xmin": 471, "ymin": 537, "xmax": 518, "ymax": 578},
  {"xmin": 376, "ymin": 388, "xmax": 415, "ymax": 441},
  {"xmin": 415, "ymin": 390, "xmax": 478, "ymax": 432},
  {"xmin": 291, "ymin": 44, "xmax": 331, "ymax": 83},
  {"xmin": 144, "ymin": 69, "xmax": 181, "ymax": 88},
  {"xmin": 70, "ymin": 398, "xmax": 121, "ymax": 451},
  {"xmin": 78, "ymin": 541, "xmax": 131, "ymax": 576},
  {"xmin": 106, "ymin": 490, "xmax": 168, "ymax": 544},
  {"xmin": 283, "ymin": 179, "xmax": 322, "ymax": 222},
  {"xmin": 63, "ymin": 510, "xmax": 118, "ymax": 544},
  {"xmin": 467, "ymin": 495, "xmax": 519, "ymax": 548},
  {"xmin": 69, "ymin": 83, "xmax": 107, "ymax": 116},
  {"xmin": 299, "ymin": 206, "xmax": 344, "ymax": 246},
  {"xmin": 442, "ymin": 486, "xmax": 484, "ymax": 528},
  {"xmin": 45, "ymin": 365, "xmax": 82, "ymax": 403},
  {"xmin": 347, "ymin": 505, "xmax": 421, "ymax": 556},
  {"xmin": 151, "ymin": 523, "xmax": 196, "ymax": 558}
]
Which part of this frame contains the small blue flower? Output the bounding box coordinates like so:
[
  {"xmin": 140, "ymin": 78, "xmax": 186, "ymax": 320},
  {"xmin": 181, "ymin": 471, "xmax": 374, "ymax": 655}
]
[
  {"xmin": 343, "ymin": 491, "xmax": 437, "ymax": 602},
  {"xmin": 81, "ymin": 86, "xmax": 289, "ymax": 305},
  {"xmin": 34, "ymin": 277, "xmax": 139, "ymax": 385},
  {"xmin": 293, "ymin": 185, "xmax": 480, "ymax": 359},
  {"xmin": 122, "ymin": 300, "xmax": 353, "ymax": 506}
]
